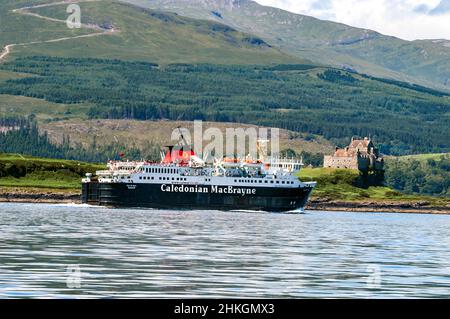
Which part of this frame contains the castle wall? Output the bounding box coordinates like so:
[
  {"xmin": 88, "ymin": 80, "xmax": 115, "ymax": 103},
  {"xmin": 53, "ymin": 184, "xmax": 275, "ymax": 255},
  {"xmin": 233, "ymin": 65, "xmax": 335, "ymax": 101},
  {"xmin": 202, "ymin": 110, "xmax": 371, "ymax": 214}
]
[{"xmin": 324, "ymin": 155, "xmax": 358, "ymax": 169}]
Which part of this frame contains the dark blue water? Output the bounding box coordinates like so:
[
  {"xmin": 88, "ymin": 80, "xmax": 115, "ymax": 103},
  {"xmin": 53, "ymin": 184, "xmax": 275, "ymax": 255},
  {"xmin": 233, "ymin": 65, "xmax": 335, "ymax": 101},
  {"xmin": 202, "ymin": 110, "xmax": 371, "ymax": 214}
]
[{"xmin": 0, "ymin": 202, "xmax": 449, "ymax": 298}]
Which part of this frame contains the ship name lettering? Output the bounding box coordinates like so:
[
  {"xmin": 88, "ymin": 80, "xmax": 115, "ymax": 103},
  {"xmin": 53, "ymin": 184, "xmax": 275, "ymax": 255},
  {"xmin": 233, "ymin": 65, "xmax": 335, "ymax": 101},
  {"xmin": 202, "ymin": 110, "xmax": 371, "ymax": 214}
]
[
  {"xmin": 211, "ymin": 185, "xmax": 256, "ymax": 196},
  {"xmin": 161, "ymin": 184, "xmax": 208, "ymax": 193}
]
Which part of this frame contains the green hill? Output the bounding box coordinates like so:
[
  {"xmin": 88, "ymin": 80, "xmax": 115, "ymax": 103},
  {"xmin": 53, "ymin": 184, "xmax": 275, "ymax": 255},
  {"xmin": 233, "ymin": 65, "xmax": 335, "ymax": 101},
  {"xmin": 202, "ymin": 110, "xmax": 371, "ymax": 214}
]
[
  {"xmin": 0, "ymin": 0, "xmax": 93, "ymax": 51},
  {"xmin": 1, "ymin": 0, "xmax": 298, "ymax": 65},
  {"xmin": 0, "ymin": 153, "xmax": 104, "ymax": 189},
  {"xmin": 130, "ymin": 0, "xmax": 450, "ymax": 91}
]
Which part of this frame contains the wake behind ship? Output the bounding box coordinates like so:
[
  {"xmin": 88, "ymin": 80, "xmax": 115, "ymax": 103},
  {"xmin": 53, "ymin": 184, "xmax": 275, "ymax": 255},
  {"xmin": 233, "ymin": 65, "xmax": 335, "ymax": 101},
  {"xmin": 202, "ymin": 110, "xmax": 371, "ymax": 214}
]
[{"xmin": 82, "ymin": 143, "xmax": 316, "ymax": 212}]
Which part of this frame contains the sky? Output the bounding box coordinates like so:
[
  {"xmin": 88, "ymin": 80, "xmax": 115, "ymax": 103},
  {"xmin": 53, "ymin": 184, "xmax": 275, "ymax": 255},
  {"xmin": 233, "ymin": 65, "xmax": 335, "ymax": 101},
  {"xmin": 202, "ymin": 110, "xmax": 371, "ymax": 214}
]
[{"xmin": 254, "ymin": 0, "xmax": 450, "ymax": 41}]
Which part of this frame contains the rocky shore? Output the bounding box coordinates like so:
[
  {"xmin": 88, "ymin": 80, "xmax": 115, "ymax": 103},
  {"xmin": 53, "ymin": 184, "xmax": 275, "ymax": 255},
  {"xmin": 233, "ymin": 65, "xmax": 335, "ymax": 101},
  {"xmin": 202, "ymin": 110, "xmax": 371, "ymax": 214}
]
[
  {"xmin": 0, "ymin": 187, "xmax": 80, "ymax": 204},
  {"xmin": 1, "ymin": 187, "xmax": 449, "ymax": 214},
  {"xmin": 306, "ymin": 198, "xmax": 450, "ymax": 214}
]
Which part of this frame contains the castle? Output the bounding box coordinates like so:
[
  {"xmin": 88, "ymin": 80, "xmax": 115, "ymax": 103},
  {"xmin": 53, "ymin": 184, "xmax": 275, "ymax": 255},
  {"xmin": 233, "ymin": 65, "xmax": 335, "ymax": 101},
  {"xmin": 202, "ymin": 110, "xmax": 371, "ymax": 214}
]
[{"xmin": 323, "ymin": 137, "xmax": 384, "ymax": 172}]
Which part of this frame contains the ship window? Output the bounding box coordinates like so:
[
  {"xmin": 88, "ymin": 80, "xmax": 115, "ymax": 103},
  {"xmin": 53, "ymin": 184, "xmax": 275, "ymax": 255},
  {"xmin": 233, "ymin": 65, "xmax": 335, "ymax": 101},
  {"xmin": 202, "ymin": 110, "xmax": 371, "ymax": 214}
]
[
  {"xmin": 259, "ymin": 180, "xmax": 262, "ymax": 183},
  {"xmin": 159, "ymin": 177, "xmax": 162, "ymax": 180},
  {"xmin": 282, "ymin": 181, "xmax": 285, "ymax": 184},
  {"xmin": 139, "ymin": 177, "xmax": 142, "ymax": 180},
  {"xmin": 265, "ymin": 181, "xmax": 268, "ymax": 183},
  {"xmin": 276, "ymin": 181, "xmax": 279, "ymax": 184},
  {"xmin": 172, "ymin": 177, "xmax": 175, "ymax": 180},
  {"xmin": 270, "ymin": 181, "xmax": 273, "ymax": 184},
  {"xmin": 234, "ymin": 180, "xmax": 237, "ymax": 182},
  {"xmin": 151, "ymin": 177, "xmax": 154, "ymax": 180}
]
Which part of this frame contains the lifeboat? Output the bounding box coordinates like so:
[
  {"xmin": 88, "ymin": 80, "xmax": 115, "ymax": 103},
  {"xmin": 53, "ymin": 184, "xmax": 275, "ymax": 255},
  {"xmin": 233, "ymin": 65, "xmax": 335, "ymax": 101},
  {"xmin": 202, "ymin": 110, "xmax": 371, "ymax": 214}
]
[
  {"xmin": 243, "ymin": 159, "xmax": 263, "ymax": 168},
  {"xmin": 221, "ymin": 157, "xmax": 241, "ymax": 168}
]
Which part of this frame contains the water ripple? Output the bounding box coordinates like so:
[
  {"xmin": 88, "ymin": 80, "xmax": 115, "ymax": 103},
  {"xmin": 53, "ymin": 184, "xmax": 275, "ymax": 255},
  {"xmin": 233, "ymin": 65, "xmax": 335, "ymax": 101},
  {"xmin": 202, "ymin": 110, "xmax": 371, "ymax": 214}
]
[{"xmin": 0, "ymin": 203, "xmax": 450, "ymax": 298}]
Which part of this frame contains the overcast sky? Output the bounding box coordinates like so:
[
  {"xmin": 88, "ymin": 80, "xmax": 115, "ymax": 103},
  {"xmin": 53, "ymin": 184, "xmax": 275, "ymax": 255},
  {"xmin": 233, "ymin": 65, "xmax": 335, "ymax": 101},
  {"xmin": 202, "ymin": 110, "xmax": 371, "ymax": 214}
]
[{"xmin": 254, "ymin": 0, "xmax": 450, "ymax": 41}]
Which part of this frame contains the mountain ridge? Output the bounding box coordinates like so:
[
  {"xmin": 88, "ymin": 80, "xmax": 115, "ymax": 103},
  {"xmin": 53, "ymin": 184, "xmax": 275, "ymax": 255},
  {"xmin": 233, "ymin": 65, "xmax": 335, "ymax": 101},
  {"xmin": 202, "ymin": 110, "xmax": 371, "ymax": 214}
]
[{"xmin": 126, "ymin": 0, "xmax": 450, "ymax": 91}]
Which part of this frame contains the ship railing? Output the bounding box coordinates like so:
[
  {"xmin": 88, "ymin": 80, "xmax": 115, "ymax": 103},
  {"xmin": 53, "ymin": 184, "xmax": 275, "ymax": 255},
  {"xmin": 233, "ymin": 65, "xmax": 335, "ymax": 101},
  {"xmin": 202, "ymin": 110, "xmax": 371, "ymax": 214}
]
[{"xmin": 96, "ymin": 169, "xmax": 134, "ymax": 176}]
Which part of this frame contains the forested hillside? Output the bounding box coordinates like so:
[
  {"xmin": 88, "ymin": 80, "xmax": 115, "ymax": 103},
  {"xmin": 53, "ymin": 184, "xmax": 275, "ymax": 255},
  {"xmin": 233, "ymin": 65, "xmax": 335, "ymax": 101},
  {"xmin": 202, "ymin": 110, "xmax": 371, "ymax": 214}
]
[
  {"xmin": 1, "ymin": 56, "xmax": 449, "ymax": 155},
  {"xmin": 385, "ymin": 154, "xmax": 450, "ymax": 197},
  {"xmin": 0, "ymin": 117, "xmax": 161, "ymax": 162}
]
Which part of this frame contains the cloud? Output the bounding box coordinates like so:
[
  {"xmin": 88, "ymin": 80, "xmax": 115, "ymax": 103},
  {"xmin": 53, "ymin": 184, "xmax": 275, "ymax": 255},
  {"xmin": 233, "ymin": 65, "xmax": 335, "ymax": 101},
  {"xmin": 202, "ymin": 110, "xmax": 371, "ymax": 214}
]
[
  {"xmin": 254, "ymin": 0, "xmax": 450, "ymax": 40},
  {"xmin": 311, "ymin": 0, "xmax": 333, "ymax": 10},
  {"xmin": 429, "ymin": 0, "xmax": 450, "ymax": 15},
  {"xmin": 413, "ymin": 4, "xmax": 430, "ymax": 14}
]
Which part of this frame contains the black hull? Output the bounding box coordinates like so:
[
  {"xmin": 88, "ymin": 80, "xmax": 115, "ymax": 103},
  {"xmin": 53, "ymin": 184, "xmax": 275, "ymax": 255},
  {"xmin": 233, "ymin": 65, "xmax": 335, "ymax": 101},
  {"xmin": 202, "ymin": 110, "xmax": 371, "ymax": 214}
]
[{"xmin": 82, "ymin": 182, "xmax": 314, "ymax": 212}]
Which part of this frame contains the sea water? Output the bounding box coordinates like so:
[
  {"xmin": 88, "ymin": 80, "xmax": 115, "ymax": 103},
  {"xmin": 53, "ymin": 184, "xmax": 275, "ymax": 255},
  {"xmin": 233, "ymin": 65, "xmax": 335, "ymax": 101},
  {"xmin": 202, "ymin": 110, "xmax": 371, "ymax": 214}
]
[{"xmin": 0, "ymin": 203, "xmax": 449, "ymax": 298}]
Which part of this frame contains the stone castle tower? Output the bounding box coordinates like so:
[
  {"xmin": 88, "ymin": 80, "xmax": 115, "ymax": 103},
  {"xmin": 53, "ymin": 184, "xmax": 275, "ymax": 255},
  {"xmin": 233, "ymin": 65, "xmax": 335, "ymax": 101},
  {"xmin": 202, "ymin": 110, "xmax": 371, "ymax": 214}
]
[{"xmin": 323, "ymin": 137, "xmax": 384, "ymax": 172}]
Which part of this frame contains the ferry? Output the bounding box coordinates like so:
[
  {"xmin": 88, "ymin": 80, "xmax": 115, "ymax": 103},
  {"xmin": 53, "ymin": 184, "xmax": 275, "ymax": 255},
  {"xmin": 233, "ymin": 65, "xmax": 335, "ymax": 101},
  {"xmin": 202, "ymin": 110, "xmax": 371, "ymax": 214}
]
[{"xmin": 81, "ymin": 142, "xmax": 316, "ymax": 212}]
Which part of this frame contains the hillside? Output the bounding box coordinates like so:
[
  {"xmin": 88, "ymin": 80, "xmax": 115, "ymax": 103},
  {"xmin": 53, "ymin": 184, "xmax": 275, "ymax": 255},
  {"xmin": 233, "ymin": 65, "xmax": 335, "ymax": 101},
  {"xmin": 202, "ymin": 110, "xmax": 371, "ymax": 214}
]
[
  {"xmin": 129, "ymin": 0, "xmax": 450, "ymax": 91},
  {"xmin": 1, "ymin": 57, "xmax": 449, "ymax": 155},
  {"xmin": 0, "ymin": 0, "xmax": 298, "ymax": 65},
  {"xmin": 39, "ymin": 119, "xmax": 335, "ymax": 157},
  {"xmin": 0, "ymin": 153, "xmax": 104, "ymax": 189},
  {"xmin": 384, "ymin": 153, "xmax": 450, "ymax": 197}
]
